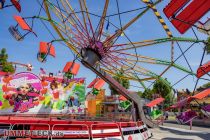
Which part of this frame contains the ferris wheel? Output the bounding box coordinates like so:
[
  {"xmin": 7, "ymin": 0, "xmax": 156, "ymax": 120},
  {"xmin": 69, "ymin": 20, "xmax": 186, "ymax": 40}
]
[{"xmin": 34, "ymin": 0, "xmax": 209, "ymax": 89}]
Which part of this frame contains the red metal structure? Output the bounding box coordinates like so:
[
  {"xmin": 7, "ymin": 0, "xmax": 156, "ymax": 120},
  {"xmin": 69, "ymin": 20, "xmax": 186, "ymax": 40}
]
[
  {"xmin": 146, "ymin": 98, "xmax": 165, "ymax": 108},
  {"xmin": 14, "ymin": 16, "xmax": 33, "ymax": 33},
  {"xmin": 9, "ymin": 15, "xmax": 37, "ymax": 41},
  {"xmin": 0, "ymin": 0, "xmax": 21, "ymax": 12},
  {"xmin": 63, "ymin": 62, "xmax": 80, "ymax": 75},
  {"xmin": 164, "ymin": 0, "xmax": 210, "ymax": 34},
  {"xmin": 197, "ymin": 61, "xmax": 210, "ymax": 78},
  {"xmin": 37, "ymin": 42, "xmax": 56, "ymax": 62},
  {"xmin": 11, "ymin": 0, "xmax": 21, "ymax": 12},
  {"xmin": 87, "ymin": 78, "xmax": 105, "ymax": 90},
  {"xmin": 39, "ymin": 42, "xmax": 56, "ymax": 58}
]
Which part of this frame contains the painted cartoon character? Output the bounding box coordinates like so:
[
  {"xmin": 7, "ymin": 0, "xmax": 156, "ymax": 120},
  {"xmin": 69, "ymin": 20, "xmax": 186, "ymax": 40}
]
[
  {"xmin": 12, "ymin": 84, "xmax": 38, "ymax": 112},
  {"xmin": 67, "ymin": 92, "xmax": 80, "ymax": 107},
  {"xmin": 50, "ymin": 81, "xmax": 59, "ymax": 100}
]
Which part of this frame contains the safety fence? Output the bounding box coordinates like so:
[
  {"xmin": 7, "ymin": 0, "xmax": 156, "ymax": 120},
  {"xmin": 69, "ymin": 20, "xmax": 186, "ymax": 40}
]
[{"xmin": 0, "ymin": 120, "xmax": 152, "ymax": 140}]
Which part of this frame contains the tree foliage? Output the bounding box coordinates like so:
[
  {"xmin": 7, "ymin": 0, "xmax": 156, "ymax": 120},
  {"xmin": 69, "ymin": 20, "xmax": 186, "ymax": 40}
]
[
  {"xmin": 137, "ymin": 89, "xmax": 153, "ymax": 99},
  {"xmin": 0, "ymin": 48, "xmax": 15, "ymax": 73},
  {"xmin": 152, "ymin": 78, "xmax": 173, "ymax": 108},
  {"xmin": 202, "ymin": 82, "xmax": 210, "ymax": 89},
  {"xmin": 109, "ymin": 68, "xmax": 130, "ymax": 95},
  {"xmin": 197, "ymin": 82, "xmax": 210, "ymax": 91},
  {"xmin": 138, "ymin": 78, "xmax": 173, "ymax": 108}
]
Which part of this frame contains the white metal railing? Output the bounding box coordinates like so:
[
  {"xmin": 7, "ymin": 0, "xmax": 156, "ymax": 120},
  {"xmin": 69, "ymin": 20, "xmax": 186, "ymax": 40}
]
[{"xmin": 52, "ymin": 124, "xmax": 90, "ymax": 140}]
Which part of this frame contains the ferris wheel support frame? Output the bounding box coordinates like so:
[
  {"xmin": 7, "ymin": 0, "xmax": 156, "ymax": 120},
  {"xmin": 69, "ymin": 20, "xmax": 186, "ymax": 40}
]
[{"xmin": 81, "ymin": 59, "xmax": 156, "ymax": 127}]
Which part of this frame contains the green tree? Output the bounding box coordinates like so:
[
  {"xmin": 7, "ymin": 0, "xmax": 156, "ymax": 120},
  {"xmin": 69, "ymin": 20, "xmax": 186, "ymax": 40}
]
[
  {"xmin": 152, "ymin": 78, "xmax": 173, "ymax": 108},
  {"xmin": 109, "ymin": 68, "xmax": 130, "ymax": 95},
  {"xmin": 0, "ymin": 48, "xmax": 8, "ymax": 65},
  {"xmin": 197, "ymin": 82, "xmax": 210, "ymax": 91},
  {"xmin": 137, "ymin": 89, "xmax": 154, "ymax": 100},
  {"xmin": 0, "ymin": 48, "xmax": 15, "ymax": 73}
]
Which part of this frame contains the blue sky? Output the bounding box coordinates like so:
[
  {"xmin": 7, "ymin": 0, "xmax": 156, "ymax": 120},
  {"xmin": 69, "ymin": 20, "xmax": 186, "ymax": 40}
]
[{"xmin": 0, "ymin": 0, "xmax": 209, "ymax": 94}]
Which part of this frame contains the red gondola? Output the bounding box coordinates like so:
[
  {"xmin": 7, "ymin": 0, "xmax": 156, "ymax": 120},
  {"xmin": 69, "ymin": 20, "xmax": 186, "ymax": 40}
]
[
  {"xmin": 63, "ymin": 62, "xmax": 80, "ymax": 79},
  {"xmin": 9, "ymin": 15, "xmax": 37, "ymax": 41},
  {"xmin": 37, "ymin": 42, "xmax": 56, "ymax": 62},
  {"xmin": 87, "ymin": 78, "xmax": 105, "ymax": 95},
  {"xmin": 88, "ymin": 78, "xmax": 105, "ymax": 90},
  {"xmin": 164, "ymin": 0, "xmax": 210, "ymax": 34},
  {"xmin": 196, "ymin": 61, "xmax": 210, "ymax": 78},
  {"xmin": 0, "ymin": 0, "xmax": 21, "ymax": 12},
  {"xmin": 146, "ymin": 98, "xmax": 165, "ymax": 108},
  {"xmin": 10, "ymin": 0, "xmax": 21, "ymax": 12}
]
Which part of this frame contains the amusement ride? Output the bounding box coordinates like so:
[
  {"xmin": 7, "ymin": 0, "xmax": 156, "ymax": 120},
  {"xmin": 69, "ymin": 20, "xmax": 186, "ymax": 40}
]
[{"xmin": 0, "ymin": 0, "xmax": 209, "ymax": 139}]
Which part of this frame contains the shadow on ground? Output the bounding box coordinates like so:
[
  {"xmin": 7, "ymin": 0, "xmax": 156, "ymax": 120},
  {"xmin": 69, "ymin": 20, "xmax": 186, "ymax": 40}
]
[
  {"xmin": 162, "ymin": 138, "xmax": 195, "ymax": 140},
  {"xmin": 159, "ymin": 126, "xmax": 210, "ymax": 140}
]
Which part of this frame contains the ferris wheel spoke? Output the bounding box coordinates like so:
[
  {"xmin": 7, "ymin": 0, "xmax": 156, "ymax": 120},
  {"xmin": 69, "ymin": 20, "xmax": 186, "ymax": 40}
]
[
  {"xmin": 101, "ymin": 60, "xmax": 122, "ymax": 72},
  {"xmin": 55, "ymin": 22, "xmax": 88, "ymax": 47},
  {"xmin": 50, "ymin": 1, "xmax": 89, "ymax": 41},
  {"xmin": 59, "ymin": 1, "xmax": 81, "ymax": 29},
  {"xmin": 47, "ymin": 1, "xmax": 76, "ymax": 28},
  {"xmin": 52, "ymin": 0, "xmax": 69, "ymax": 34},
  {"xmin": 120, "ymin": 57, "xmax": 157, "ymax": 64},
  {"xmin": 101, "ymin": 68, "xmax": 137, "ymax": 81},
  {"xmin": 107, "ymin": 61, "xmax": 156, "ymax": 82},
  {"xmin": 123, "ymin": 60, "xmax": 160, "ymax": 78},
  {"xmin": 54, "ymin": 0, "xmax": 89, "ymax": 40},
  {"xmin": 95, "ymin": 0, "xmax": 109, "ymax": 41},
  {"xmin": 114, "ymin": 53, "xmax": 168, "ymax": 65},
  {"xmin": 81, "ymin": 0, "xmax": 96, "ymax": 41},
  {"xmin": 44, "ymin": 1, "xmax": 80, "ymax": 55},
  {"xmin": 100, "ymin": 61, "xmax": 147, "ymax": 82},
  {"xmin": 78, "ymin": 0, "xmax": 91, "ymax": 42},
  {"xmin": 112, "ymin": 51, "xmax": 156, "ymax": 61},
  {"xmin": 103, "ymin": 0, "xmax": 161, "ymax": 46},
  {"xmin": 159, "ymin": 65, "xmax": 172, "ymax": 77},
  {"xmin": 56, "ymin": 21, "xmax": 87, "ymax": 44},
  {"xmin": 48, "ymin": 4, "xmax": 87, "ymax": 46},
  {"xmin": 107, "ymin": 55, "xmax": 153, "ymax": 77},
  {"xmin": 105, "ymin": 53, "xmax": 125, "ymax": 62},
  {"xmin": 63, "ymin": 0, "xmax": 89, "ymax": 36},
  {"xmin": 104, "ymin": 55, "xmax": 124, "ymax": 67}
]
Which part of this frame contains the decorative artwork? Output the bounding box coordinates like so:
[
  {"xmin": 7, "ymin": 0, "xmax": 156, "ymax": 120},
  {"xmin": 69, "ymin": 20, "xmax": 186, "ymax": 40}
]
[{"xmin": 0, "ymin": 72, "xmax": 86, "ymax": 115}]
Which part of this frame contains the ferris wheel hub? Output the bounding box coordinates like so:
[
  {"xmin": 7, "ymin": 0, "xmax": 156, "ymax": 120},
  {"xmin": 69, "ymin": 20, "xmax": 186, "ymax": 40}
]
[
  {"xmin": 81, "ymin": 48, "xmax": 101, "ymax": 66},
  {"xmin": 81, "ymin": 41, "xmax": 105, "ymax": 66}
]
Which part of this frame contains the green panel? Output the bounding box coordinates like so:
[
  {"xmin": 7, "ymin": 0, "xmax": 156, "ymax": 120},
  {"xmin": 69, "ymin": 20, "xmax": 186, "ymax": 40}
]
[
  {"xmin": 0, "ymin": 84, "xmax": 4, "ymax": 101},
  {"xmin": 150, "ymin": 109, "xmax": 163, "ymax": 120},
  {"xmin": 119, "ymin": 100, "xmax": 131, "ymax": 110},
  {"xmin": 73, "ymin": 84, "xmax": 86, "ymax": 102}
]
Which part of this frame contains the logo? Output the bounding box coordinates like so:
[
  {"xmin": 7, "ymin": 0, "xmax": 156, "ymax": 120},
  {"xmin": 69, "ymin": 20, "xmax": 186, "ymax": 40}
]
[{"xmin": 9, "ymin": 72, "xmax": 42, "ymax": 90}]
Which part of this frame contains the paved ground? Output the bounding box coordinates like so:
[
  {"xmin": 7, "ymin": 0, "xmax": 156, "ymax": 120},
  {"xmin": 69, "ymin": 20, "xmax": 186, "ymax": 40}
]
[{"xmin": 150, "ymin": 123, "xmax": 210, "ymax": 140}]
